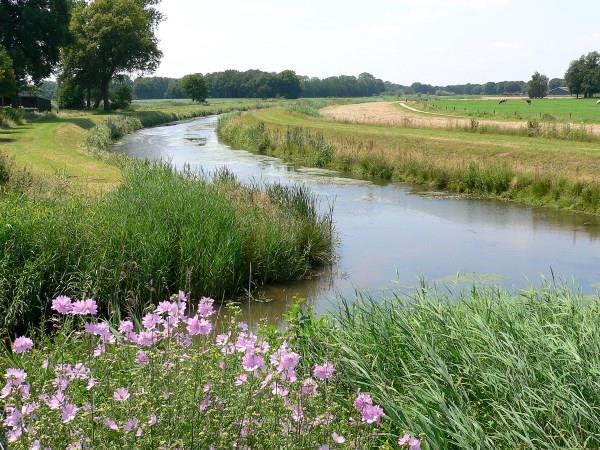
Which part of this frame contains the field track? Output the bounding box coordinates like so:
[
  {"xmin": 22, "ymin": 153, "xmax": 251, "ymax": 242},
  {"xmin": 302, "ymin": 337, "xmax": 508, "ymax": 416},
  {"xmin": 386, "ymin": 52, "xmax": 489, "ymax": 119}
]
[{"xmin": 321, "ymin": 102, "xmax": 600, "ymax": 136}]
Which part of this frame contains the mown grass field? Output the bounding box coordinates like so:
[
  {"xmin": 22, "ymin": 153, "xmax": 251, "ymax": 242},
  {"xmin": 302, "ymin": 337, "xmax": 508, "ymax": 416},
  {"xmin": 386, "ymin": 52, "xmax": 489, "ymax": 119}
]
[
  {"xmin": 218, "ymin": 106, "xmax": 600, "ymax": 214},
  {"xmin": 419, "ymin": 97, "xmax": 600, "ymax": 123},
  {"xmin": 0, "ymin": 100, "xmax": 277, "ymax": 192}
]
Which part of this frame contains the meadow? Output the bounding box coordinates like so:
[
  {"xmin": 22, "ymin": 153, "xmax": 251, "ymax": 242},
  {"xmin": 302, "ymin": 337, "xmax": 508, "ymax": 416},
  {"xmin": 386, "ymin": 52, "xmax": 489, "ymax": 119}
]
[
  {"xmin": 417, "ymin": 97, "xmax": 600, "ymax": 123},
  {"xmin": 218, "ymin": 106, "xmax": 600, "ymax": 215}
]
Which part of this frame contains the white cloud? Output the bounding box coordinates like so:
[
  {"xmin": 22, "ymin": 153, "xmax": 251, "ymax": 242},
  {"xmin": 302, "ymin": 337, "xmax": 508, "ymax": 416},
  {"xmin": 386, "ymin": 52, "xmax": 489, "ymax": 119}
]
[{"xmin": 593, "ymin": 33, "xmax": 600, "ymax": 40}]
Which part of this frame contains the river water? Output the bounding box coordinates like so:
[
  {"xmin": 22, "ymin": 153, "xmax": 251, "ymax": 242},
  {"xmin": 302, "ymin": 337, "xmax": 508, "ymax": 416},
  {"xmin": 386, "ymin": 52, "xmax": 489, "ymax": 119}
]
[{"xmin": 114, "ymin": 116, "xmax": 600, "ymax": 320}]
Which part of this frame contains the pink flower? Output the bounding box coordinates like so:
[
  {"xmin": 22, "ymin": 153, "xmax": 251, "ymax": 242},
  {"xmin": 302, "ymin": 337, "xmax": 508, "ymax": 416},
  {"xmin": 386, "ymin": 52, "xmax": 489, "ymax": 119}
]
[
  {"xmin": 124, "ymin": 417, "xmax": 139, "ymax": 433},
  {"xmin": 398, "ymin": 434, "xmax": 421, "ymax": 450},
  {"xmin": 118, "ymin": 320, "xmax": 134, "ymax": 334},
  {"xmin": 137, "ymin": 331, "xmax": 156, "ymax": 347},
  {"xmin": 12, "ymin": 336, "xmax": 33, "ymax": 354},
  {"xmin": 61, "ymin": 403, "xmax": 78, "ymax": 423},
  {"xmin": 242, "ymin": 351, "xmax": 266, "ymax": 373},
  {"xmin": 113, "ymin": 388, "xmax": 130, "ymax": 402},
  {"xmin": 186, "ymin": 316, "xmax": 212, "ymax": 336},
  {"xmin": 148, "ymin": 413, "xmax": 157, "ymax": 426},
  {"xmin": 332, "ymin": 432, "xmax": 346, "ymax": 443},
  {"xmin": 70, "ymin": 299, "xmax": 97, "ymax": 315},
  {"xmin": 360, "ymin": 404, "xmax": 384, "ymax": 424},
  {"xmin": 235, "ymin": 374, "xmax": 248, "ymax": 386},
  {"xmin": 317, "ymin": 445, "xmax": 330, "ymax": 450},
  {"xmin": 142, "ymin": 313, "xmax": 161, "ymax": 330},
  {"xmin": 291, "ymin": 405, "xmax": 304, "ymax": 422},
  {"xmin": 104, "ymin": 418, "xmax": 119, "ymax": 431},
  {"xmin": 51, "ymin": 295, "xmax": 72, "ymax": 314},
  {"xmin": 313, "ymin": 361, "xmax": 334, "ymax": 380},
  {"xmin": 5, "ymin": 368, "xmax": 27, "ymax": 386},
  {"xmin": 354, "ymin": 393, "xmax": 373, "ymax": 412},
  {"xmin": 301, "ymin": 378, "xmax": 318, "ymax": 397},
  {"xmin": 30, "ymin": 440, "xmax": 41, "ymax": 450},
  {"xmin": 198, "ymin": 297, "xmax": 215, "ymax": 317},
  {"xmin": 136, "ymin": 351, "xmax": 149, "ymax": 365},
  {"xmin": 198, "ymin": 395, "xmax": 211, "ymax": 412}
]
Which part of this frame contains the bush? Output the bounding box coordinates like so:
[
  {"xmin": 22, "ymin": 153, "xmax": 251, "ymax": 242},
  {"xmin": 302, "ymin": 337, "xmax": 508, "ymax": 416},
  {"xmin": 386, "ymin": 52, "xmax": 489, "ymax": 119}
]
[{"xmin": 110, "ymin": 85, "xmax": 133, "ymax": 110}]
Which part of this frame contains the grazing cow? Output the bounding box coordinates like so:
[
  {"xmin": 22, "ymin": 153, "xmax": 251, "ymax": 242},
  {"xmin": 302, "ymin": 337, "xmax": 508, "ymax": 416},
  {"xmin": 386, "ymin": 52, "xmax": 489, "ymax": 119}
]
[
  {"xmin": 597, "ymin": 100, "xmax": 600, "ymax": 105},
  {"xmin": 499, "ymin": 99, "xmax": 507, "ymax": 104},
  {"xmin": 526, "ymin": 99, "xmax": 532, "ymax": 105}
]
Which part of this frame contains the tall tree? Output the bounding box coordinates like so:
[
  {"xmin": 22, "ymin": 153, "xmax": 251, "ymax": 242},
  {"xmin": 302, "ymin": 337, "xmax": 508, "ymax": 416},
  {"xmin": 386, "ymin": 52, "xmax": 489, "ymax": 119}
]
[
  {"xmin": 527, "ymin": 72, "xmax": 549, "ymax": 99},
  {"xmin": 565, "ymin": 57, "xmax": 585, "ymax": 98},
  {"xmin": 0, "ymin": 0, "xmax": 71, "ymax": 93},
  {"xmin": 66, "ymin": 0, "xmax": 162, "ymax": 111},
  {"xmin": 548, "ymin": 78, "xmax": 565, "ymax": 90},
  {"xmin": 181, "ymin": 73, "xmax": 208, "ymax": 102},
  {"xmin": 581, "ymin": 51, "xmax": 600, "ymax": 98},
  {"xmin": 0, "ymin": 45, "xmax": 16, "ymax": 97},
  {"xmin": 276, "ymin": 70, "xmax": 302, "ymax": 99}
]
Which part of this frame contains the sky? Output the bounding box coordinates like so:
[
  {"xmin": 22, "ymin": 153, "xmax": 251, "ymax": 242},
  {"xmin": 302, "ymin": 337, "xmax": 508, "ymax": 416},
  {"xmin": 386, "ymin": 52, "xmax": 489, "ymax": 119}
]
[{"xmin": 153, "ymin": 0, "xmax": 600, "ymax": 85}]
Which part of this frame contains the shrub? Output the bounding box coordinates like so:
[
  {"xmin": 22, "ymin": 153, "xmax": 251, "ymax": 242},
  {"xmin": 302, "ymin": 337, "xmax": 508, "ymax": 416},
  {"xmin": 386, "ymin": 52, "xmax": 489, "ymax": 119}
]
[{"xmin": 110, "ymin": 85, "xmax": 133, "ymax": 110}]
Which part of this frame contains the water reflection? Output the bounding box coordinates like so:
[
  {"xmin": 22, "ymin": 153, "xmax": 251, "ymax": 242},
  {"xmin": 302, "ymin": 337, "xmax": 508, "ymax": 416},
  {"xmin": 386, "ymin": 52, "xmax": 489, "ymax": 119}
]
[{"xmin": 115, "ymin": 116, "xmax": 600, "ymax": 319}]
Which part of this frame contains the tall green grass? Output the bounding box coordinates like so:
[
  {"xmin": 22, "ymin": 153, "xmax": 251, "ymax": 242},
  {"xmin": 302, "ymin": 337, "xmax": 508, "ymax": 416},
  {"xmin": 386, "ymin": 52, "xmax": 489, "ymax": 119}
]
[
  {"xmin": 291, "ymin": 286, "xmax": 600, "ymax": 449},
  {"xmin": 0, "ymin": 108, "xmax": 24, "ymax": 129},
  {"xmin": 0, "ymin": 161, "xmax": 332, "ymax": 334},
  {"xmin": 217, "ymin": 115, "xmax": 600, "ymax": 215}
]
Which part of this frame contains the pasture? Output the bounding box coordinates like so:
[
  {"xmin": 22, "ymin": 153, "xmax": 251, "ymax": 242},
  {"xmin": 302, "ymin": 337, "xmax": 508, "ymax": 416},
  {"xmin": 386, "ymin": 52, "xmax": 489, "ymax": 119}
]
[{"xmin": 418, "ymin": 97, "xmax": 600, "ymax": 123}]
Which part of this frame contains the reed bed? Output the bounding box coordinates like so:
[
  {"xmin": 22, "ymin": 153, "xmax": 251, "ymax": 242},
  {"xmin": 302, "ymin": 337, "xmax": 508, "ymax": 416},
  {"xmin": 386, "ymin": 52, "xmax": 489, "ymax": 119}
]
[
  {"xmin": 292, "ymin": 285, "xmax": 600, "ymax": 449},
  {"xmin": 0, "ymin": 161, "xmax": 333, "ymax": 334},
  {"xmin": 217, "ymin": 112, "xmax": 600, "ymax": 215}
]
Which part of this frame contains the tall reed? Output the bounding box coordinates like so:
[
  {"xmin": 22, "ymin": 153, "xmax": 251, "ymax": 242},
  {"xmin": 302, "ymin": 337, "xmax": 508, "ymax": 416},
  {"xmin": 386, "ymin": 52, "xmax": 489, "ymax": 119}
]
[
  {"xmin": 292, "ymin": 285, "xmax": 600, "ymax": 449},
  {"xmin": 0, "ymin": 161, "xmax": 333, "ymax": 333}
]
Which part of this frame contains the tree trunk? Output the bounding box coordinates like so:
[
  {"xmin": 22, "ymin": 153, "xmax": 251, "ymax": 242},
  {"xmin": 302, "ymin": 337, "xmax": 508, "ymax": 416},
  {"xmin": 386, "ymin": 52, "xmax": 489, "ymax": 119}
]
[
  {"xmin": 93, "ymin": 96, "xmax": 101, "ymax": 109},
  {"xmin": 86, "ymin": 89, "xmax": 91, "ymax": 110},
  {"xmin": 102, "ymin": 79, "xmax": 110, "ymax": 112}
]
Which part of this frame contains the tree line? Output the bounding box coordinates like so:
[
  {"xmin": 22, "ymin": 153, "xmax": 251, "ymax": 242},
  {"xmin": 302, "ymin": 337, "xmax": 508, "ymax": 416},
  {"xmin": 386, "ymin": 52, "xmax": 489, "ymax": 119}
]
[{"xmin": 0, "ymin": 1, "xmax": 598, "ymax": 108}]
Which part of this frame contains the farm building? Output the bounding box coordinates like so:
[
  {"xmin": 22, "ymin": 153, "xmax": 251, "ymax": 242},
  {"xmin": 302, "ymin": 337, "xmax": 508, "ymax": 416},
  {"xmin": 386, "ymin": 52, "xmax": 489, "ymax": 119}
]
[
  {"xmin": 548, "ymin": 86, "xmax": 570, "ymax": 96},
  {"xmin": 0, "ymin": 95, "xmax": 52, "ymax": 111}
]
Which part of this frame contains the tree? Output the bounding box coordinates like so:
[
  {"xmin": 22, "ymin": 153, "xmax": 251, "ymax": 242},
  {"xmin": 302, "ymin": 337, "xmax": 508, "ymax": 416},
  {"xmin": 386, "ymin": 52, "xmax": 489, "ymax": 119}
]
[
  {"xmin": 565, "ymin": 57, "xmax": 585, "ymax": 98},
  {"xmin": 483, "ymin": 82, "xmax": 497, "ymax": 95},
  {"xmin": 181, "ymin": 73, "xmax": 208, "ymax": 102},
  {"xmin": 527, "ymin": 72, "xmax": 548, "ymax": 99},
  {"xmin": 581, "ymin": 51, "xmax": 600, "ymax": 98},
  {"xmin": 276, "ymin": 70, "xmax": 302, "ymax": 99},
  {"xmin": 549, "ymin": 78, "xmax": 565, "ymax": 90},
  {"xmin": 110, "ymin": 84, "xmax": 132, "ymax": 109},
  {"xmin": 65, "ymin": 0, "xmax": 163, "ymax": 111},
  {"xmin": 0, "ymin": 45, "xmax": 16, "ymax": 97},
  {"xmin": 0, "ymin": 0, "xmax": 71, "ymax": 92}
]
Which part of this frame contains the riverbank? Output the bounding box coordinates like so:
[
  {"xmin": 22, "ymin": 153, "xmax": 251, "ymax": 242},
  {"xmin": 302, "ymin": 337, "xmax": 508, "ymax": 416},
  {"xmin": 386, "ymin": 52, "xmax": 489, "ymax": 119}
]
[
  {"xmin": 217, "ymin": 107, "xmax": 600, "ymax": 215},
  {"xmin": 0, "ymin": 100, "xmax": 279, "ymax": 193},
  {"xmin": 294, "ymin": 285, "xmax": 600, "ymax": 449},
  {"xmin": 0, "ymin": 101, "xmax": 335, "ymax": 333},
  {"xmin": 2, "ymin": 284, "xmax": 597, "ymax": 449}
]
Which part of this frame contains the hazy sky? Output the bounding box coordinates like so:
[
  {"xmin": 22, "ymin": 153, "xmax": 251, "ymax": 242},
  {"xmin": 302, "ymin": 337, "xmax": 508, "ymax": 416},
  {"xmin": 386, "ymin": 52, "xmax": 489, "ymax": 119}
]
[{"xmin": 154, "ymin": 0, "xmax": 600, "ymax": 85}]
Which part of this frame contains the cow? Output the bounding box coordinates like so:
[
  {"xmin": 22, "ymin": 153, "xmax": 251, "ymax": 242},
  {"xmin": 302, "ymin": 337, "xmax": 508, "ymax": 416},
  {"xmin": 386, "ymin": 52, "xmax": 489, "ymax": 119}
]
[
  {"xmin": 499, "ymin": 99, "xmax": 508, "ymax": 104},
  {"xmin": 597, "ymin": 100, "xmax": 600, "ymax": 105},
  {"xmin": 526, "ymin": 99, "xmax": 532, "ymax": 105}
]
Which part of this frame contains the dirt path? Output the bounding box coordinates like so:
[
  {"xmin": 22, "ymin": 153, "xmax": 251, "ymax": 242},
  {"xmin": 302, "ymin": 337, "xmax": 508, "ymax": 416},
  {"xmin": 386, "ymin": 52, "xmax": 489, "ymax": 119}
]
[{"xmin": 321, "ymin": 102, "xmax": 600, "ymax": 136}]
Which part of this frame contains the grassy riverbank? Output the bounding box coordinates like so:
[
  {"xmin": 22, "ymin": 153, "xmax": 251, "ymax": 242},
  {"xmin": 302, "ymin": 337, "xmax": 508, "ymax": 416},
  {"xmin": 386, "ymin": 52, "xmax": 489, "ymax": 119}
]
[
  {"xmin": 0, "ymin": 100, "xmax": 278, "ymax": 192},
  {"xmin": 294, "ymin": 286, "xmax": 600, "ymax": 449},
  {"xmin": 0, "ymin": 160, "xmax": 332, "ymax": 333},
  {"xmin": 218, "ymin": 107, "xmax": 600, "ymax": 215}
]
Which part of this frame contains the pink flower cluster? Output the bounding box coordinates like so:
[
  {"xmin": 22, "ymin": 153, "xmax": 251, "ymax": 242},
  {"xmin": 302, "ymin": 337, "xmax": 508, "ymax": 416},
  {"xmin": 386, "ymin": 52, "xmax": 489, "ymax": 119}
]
[{"xmin": 2, "ymin": 290, "xmax": 422, "ymax": 448}]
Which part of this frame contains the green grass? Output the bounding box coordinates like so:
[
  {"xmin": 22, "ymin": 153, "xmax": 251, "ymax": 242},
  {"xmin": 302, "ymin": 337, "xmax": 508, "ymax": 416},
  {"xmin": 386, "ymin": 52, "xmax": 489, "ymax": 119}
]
[
  {"xmin": 0, "ymin": 100, "xmax": 278, "ymax": 192},
  {"xmin": 293, "ymin": 286, "xmax": 600, "ymax": 449},
  {"xmin": 418, "ymin": 98, "xmax": 600, "ymax": 123},
  {"xmin": 0, "ymin": 161, "xmax": 333, "ymax": 333},
  {"xmin": 218, "ymin": 108, "xmax": 600, "ymax": 215}
]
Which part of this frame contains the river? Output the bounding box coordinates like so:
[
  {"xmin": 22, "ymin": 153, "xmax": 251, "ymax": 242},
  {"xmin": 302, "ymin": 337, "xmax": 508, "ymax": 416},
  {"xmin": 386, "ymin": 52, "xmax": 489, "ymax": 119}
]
[{"xmin": 114, "ymin": 116, "xmax": 600, "ymax": 320}]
